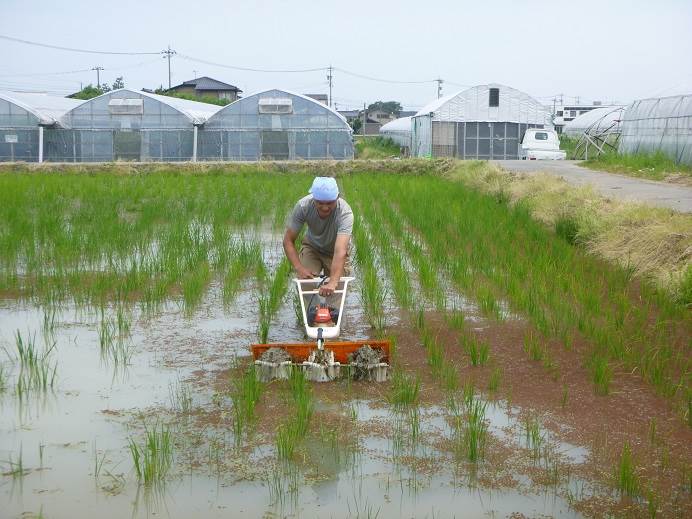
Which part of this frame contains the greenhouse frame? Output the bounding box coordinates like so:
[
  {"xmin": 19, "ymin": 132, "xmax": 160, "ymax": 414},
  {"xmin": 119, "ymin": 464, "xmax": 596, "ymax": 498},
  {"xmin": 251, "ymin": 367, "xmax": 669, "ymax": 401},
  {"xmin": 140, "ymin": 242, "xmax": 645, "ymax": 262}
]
[
  {"xmin": 619, "ymin": 94, "xmax": 692, "ymax": 165},
  {"xmin": 49, "ymin": 89, "xmax": 221, "ymax": 162},
  {"xmin": 199, "ymin": 89, "xmax": 353, "ymax": 161},
  {"xmin": 0, "ymin": 91, "xmax": 82, "ymax": 162},
  {"xmin": 411, "ymin": 84, "xmax": 552, "ymax": 159}
]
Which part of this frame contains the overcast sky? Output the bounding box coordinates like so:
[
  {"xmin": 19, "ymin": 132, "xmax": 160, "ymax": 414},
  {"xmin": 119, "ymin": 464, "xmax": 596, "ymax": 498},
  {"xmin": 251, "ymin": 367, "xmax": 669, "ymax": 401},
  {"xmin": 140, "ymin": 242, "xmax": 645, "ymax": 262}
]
[{"xmin": 1, "ymin": 0, "xmax": 691, "ymax": 110}]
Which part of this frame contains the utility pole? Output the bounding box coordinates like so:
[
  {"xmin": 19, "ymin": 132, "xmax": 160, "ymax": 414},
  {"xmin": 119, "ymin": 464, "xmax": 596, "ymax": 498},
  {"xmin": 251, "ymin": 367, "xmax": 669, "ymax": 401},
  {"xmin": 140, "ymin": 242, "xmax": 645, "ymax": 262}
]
[
  {"xmin": 193, "ymin": 70, "xmax": 198, "ymax": 79},
  {"xmin": 92, "ymin": 66, "xmax": 103, "ymax": 88},
  {"xmin": 327, "ymin": 65, "xmax": 333, "ymax": 108},
  {"xmin": 161, "ymin": 45, "xmax": 176, "ymax": 90},
  {"xmin": 362, "ymin": 102, "xmax": 366, "ymax": 136},
  {"xmin": 435, "ymin": 78, "xmax": 444, "ymax": 98}
]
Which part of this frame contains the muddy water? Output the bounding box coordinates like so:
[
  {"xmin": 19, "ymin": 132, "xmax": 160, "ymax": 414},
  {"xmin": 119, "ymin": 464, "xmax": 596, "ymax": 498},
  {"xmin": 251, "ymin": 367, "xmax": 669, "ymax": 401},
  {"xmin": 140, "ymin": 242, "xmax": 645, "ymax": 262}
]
[{"xmin": 0, "ymin": 283, "xmax": 594, "ymax": 519}]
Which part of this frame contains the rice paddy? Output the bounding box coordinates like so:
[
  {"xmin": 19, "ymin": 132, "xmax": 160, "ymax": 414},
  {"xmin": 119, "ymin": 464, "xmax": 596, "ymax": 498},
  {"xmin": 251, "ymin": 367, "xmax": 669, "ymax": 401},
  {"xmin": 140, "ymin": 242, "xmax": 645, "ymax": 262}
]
[{"xmin": 0, "ymin": 165, "xmax": 690, "ymax": 518}]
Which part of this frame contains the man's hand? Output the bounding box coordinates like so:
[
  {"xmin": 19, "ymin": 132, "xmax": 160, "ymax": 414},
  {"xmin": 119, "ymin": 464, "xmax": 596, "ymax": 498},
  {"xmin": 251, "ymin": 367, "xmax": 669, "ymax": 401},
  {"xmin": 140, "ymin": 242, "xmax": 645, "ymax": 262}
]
[
  {"xmin": 297, "ymin": 266, "xmax": 316, "ymax": 279},
  {"xmin": 319, "ymin": 280, "xmax": 338, "ymax": 297}
]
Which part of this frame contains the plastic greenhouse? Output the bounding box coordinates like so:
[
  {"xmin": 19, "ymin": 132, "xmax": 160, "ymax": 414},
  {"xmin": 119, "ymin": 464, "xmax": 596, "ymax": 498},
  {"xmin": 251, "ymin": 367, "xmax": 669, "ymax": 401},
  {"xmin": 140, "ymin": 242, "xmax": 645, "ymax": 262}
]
[
  {"xmin": 619, "ymin": 94, "xmax": 692, "ymax": 165},
  {"xmin": 562, "ymin": 106, "xmax": 626, "ymax": 138},
  {"xmin": 411, "ymin": 84, "xmax": 552, "ymax": 159},
  {"xmin": 199, "ymin": 89, "xmax": 353, "ymax": 160},
  {"xmin": 379, "ymin": 116, "xmax": 412, "ymax": 150},
  {"xmin": 0, "ymin": 91, "xmax": 82, "ymax": 162},
  {"xmin": 51, "ymin": 89, "xmax": 221, "ymax": 162}
]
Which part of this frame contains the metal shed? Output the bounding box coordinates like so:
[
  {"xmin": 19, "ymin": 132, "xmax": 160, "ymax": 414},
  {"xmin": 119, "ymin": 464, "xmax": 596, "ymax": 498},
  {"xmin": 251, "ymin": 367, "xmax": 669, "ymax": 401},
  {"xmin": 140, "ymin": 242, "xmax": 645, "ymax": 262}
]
[
  {"xmin": 199, "ymin": 89, "xmax": 354, "ymax": 161},
  {"xmin": 52, "ymin": 89, "xmax": 221, "ymax": 162},
  {"xmin": 411, "ymin": 84, "xmax": 552, "ymax": 159},
  {"xmin": 0, "ymin": 91, "xmax": 82, "ymax": 162}
]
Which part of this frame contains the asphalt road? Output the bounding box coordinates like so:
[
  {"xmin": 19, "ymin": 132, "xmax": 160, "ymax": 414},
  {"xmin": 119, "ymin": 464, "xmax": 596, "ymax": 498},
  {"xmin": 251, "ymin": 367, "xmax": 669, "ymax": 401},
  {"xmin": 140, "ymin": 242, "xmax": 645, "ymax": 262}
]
[{"xmin": 493, "ymin": 160, "xmax": 692, "ymax": 213}]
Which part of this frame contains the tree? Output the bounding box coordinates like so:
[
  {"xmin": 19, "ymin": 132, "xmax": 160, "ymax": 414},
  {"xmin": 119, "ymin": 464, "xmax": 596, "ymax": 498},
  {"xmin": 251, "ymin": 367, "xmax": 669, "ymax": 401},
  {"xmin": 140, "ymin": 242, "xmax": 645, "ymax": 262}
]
[
  {"xmin": 71, "ymin": 84, "xmax": 104, "ymax": 100},
  {"xmin": 367, "ymin": 101, "xmax": 402, "ymax": 116},
  {"xmin": 350, "ymin": 118, "xmax": 362, "ymax": 134},
  {"xmin": 112, "ymin": 76, "xmax": 125, "ymax": 90}
]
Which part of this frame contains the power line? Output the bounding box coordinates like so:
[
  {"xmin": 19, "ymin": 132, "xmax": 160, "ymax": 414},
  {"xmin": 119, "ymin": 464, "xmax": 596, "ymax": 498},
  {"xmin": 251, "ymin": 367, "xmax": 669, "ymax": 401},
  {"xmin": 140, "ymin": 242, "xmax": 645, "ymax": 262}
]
[
  {"xmin": 177, "ymin": 53, "xmax": 327, "ymax": 73},
  {"xmin": 0, "ymin": 34, "xmax": 161, "ymax": 55},
  {"xmin": 334, "ymin": 67, "xmax": 436, "ymax": 85}
]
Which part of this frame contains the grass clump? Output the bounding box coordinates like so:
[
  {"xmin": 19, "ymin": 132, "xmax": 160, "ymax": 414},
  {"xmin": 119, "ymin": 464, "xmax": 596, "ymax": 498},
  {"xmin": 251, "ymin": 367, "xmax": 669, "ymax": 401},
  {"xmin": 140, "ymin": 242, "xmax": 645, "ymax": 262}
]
[
  {"xmin": 583, "ymin": 150, "xmax": 692, "ymax": 182},
  {"xmin": 354, "ymin": 136, "xmax": 401, "ymax": 159}
]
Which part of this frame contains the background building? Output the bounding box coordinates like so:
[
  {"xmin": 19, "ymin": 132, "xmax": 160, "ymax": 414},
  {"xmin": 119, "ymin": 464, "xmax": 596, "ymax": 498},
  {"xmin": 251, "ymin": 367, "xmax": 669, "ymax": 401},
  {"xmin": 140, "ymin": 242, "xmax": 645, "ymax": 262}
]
[
  {"xmin": 199, "ymin": 88, "xmax": 353, "ymax": 160},
  {"xmin": 411, "ymin": 84, "xmax": 552, "ymax": 159},
  {"xmin": 0, "ymin": 91, "xmax": 82, "ymax": 162},
  {"xmin": 379, "ymin": 116, "xmax": 412, "ymax": 153},
  {"xmin": 167, "ymin": 77, "xmax": 242, "ymax": 102}
]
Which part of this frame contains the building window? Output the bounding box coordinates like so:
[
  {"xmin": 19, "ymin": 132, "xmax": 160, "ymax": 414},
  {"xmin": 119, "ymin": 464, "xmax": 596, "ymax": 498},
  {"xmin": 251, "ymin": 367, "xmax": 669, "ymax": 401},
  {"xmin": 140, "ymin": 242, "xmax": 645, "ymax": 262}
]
[
  {"xmin": 556, "ymin": 110, "xmax": 563, "ymax": 117},
  {"xmin": 489, "ymin": 88, "xmax": 499, "ymax": 107},
  {"xmin": 570, "ymin": 110, "xmax": 577, "ymax": 117}
]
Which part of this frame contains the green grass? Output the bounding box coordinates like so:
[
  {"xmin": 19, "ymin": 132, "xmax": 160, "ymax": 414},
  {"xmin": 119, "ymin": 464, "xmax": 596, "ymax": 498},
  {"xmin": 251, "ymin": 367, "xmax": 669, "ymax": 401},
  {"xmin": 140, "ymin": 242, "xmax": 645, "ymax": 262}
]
[
  {"xmin": 354, "ymin": 136, "xmax": 401, "ymax": 159},
  {"xmin": 582, "ymin": 150, "xmax": 692, "ymax": 182}
]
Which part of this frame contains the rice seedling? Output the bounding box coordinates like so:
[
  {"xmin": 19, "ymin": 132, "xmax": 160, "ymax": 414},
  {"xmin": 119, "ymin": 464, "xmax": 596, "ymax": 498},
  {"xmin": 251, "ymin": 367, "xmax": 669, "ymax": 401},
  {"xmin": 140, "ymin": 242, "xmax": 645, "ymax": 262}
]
[
  {"xmin": 446, "ymin": 309, "xmax": 465, "ymax": 330},
  {"xmin": 646, "ymin": 486, "xmax": 660, "ymax": 519},
  {"xmin": 461, "ymin": 334, "xmax": 489, "ymax": 366},
  {"xmin": 389, "ymin": 371, "xmax": 420, "ymax": 408},
  {"xmin": 615, "ymin": 441, "xmax": 639, "ymax": 496},
  {"xmin": 275, "ymin": 368, "xmax": 313, "ymax": 460},
  {"xmin": 93, "ymin": 442, "xmax": 106, "ymax": 479},
  {"xmin": 14, "ymin": 330, "xmax": 57, "ymax": 394},
  {"xmin": 561, "ymin": 384, "xmax": 569, "ymax": 408},
  {"xmin": 3, "ymin": 447, "xmax": 28, "ymax": 479},
  {"xmin": 648, "ymin": 417, "xmax": 657, "ymax": 446},
  {"xmin": 440, "ymin": 363, "xmax": 459, "ymax": 392},
  {"xmin": 523, "ymin": 416, "xmax": 544, "ymax": 459},
  {"xmin": 128, "ymin": 423, "xmax": 174, "ymax": 487},
  {"xmin": 230, "ymin": 364, "xmax": 263, "ymax": 443},
  {"xmin": 589, "ymin": 354, "xmax": 613, "ymax": 395},
  {"xmin": 488, "ymin": 367, "xmax": 502, "ymax": 392},
  {"xmin": 168, "ymin": 377, "xmax": 193, "ymax": 414},
  {"xmin": 460, "ymin": 398, "xmax": 488, "ymax": 462},
  {"xmin": 523, "ymin": 331, "xmax": 544, "ymax": 362}
]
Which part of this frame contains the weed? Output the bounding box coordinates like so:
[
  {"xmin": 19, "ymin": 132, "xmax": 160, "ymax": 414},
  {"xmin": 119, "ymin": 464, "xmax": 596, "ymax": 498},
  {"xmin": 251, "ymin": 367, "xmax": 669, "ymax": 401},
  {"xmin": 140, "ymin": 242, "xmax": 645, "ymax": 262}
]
[{"xmin": 561, "ymin": 384, "xmax": 569, "ymax": 408}]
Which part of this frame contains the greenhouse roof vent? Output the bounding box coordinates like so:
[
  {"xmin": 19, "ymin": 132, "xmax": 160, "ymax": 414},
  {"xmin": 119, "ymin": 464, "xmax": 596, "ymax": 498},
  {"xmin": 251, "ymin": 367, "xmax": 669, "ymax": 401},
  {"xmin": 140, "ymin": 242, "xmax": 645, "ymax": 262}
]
[{"xmin": 258, "ymin": 97, "xmax": 293, "ymax": 114}]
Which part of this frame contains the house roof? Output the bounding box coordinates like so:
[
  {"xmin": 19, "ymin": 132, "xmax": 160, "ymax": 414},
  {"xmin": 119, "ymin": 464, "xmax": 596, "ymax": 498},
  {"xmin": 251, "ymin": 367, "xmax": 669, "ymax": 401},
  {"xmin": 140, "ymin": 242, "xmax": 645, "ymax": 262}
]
[
  {"xmin": 0, "ymin": 91, "xmax": 84, "ymax": 126},
  {"xmin": 174, "ymin": 76, "xmax": 242, "ymax": 92}
]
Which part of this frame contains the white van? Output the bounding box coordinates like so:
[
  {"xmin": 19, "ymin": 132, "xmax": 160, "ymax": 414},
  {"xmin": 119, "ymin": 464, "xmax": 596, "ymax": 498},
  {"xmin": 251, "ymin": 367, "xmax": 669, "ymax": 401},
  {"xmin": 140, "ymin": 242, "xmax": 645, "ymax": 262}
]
[{"xmin": 520, "ymin": 129, "xmax": 566, "ymax": 160}]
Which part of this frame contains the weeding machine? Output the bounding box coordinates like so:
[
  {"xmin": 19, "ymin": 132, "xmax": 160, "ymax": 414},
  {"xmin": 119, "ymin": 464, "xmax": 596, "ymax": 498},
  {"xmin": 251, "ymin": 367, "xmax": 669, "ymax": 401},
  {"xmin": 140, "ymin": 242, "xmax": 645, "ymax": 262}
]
[{"xmin": 251, "ymin": 276, "xmax": 391, "ymax": 382}]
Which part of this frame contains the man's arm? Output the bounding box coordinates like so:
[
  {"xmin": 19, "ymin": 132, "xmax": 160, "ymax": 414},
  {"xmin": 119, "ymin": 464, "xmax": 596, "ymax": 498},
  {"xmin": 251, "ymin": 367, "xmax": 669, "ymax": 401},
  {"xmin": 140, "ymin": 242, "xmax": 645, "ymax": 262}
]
[
  {"xmin": 283, "ymin": 227, "xmax": 315, "ymax": 279},
  {"xmin": 320, "ymin": 234, "xmax": 350, "ymax": 296}
]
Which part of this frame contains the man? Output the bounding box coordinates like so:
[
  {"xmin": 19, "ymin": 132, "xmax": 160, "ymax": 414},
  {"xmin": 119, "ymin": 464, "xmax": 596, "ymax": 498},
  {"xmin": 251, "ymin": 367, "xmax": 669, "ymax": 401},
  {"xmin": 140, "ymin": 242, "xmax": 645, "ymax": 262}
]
[{"xmin": 283, "ymin": 177, "xmax": 353, "ymax": 297}]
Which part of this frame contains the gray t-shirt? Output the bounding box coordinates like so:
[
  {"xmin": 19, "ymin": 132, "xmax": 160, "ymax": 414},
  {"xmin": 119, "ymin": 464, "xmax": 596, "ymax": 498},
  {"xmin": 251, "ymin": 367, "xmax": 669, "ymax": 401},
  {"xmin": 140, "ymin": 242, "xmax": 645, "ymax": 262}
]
[{"xmin": 288, "ymin": 195, "xmax": 353, "ymax": 255}]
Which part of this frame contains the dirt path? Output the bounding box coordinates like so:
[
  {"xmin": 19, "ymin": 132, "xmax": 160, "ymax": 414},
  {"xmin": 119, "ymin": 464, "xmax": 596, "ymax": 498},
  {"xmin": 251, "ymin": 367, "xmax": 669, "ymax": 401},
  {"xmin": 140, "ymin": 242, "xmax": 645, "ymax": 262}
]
[{"xmin": 493, "ymin": 160, "xmax": 692, "ymax": 213}]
